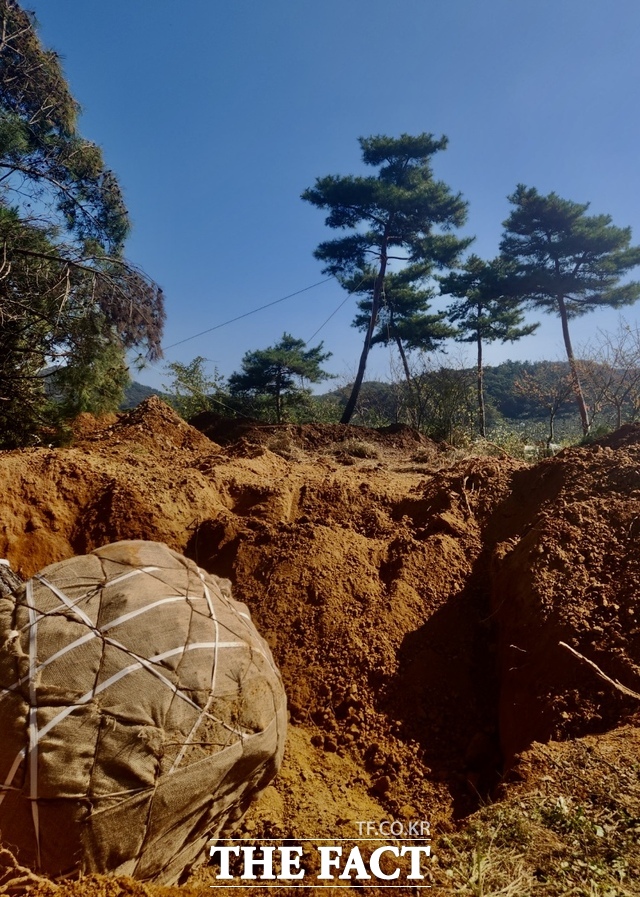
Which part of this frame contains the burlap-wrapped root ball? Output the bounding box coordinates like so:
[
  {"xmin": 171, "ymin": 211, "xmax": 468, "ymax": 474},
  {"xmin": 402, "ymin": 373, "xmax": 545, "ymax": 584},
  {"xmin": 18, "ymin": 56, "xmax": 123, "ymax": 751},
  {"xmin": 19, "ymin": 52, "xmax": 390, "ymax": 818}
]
[{"xmin": 0, "ymin": 541, "xmax": 287, "ymax": 884}]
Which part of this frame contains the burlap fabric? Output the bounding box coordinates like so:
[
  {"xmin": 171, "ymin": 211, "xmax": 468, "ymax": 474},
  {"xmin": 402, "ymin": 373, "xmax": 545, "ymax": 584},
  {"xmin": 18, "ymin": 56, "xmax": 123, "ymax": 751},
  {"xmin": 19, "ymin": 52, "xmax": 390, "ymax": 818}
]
[{"xmin": 0, "ymin": 541, "xmax": 287, "ymax": 884}]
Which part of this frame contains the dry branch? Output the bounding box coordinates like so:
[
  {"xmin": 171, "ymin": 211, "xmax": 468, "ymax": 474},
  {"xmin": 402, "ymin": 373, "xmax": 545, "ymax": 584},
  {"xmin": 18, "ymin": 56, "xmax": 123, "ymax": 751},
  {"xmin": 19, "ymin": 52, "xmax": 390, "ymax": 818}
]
[{"xmin": 559, "ymin": 640, "xmax": 640, "ymax": 701}]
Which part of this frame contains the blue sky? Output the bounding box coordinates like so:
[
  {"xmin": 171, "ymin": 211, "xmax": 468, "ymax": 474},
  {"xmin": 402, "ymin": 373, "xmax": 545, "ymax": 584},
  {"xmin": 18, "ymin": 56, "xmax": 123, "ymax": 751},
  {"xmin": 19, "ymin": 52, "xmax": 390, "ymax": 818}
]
[{"xmin": 29, "ymin": 1, "xmax": 640, "ymax": 390}]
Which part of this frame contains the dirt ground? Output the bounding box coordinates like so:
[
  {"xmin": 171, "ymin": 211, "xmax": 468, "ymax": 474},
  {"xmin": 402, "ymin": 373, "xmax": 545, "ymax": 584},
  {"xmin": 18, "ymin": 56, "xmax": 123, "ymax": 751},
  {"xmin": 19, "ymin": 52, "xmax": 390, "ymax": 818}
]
[{"xmin": 1, "ymin": 398, "xmax": 639, "ymax": 895}]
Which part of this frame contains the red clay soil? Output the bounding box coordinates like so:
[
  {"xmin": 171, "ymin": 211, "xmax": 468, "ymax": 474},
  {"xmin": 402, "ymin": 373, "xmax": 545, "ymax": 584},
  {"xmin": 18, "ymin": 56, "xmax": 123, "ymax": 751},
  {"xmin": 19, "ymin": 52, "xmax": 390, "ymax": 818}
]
[
  {"xmin": 487, "ymin": 436, "xmax": 640, "ymax": 763},
  {"xmin": 0, "ymin": 399, "xmax": 639, "ymax": 895}
]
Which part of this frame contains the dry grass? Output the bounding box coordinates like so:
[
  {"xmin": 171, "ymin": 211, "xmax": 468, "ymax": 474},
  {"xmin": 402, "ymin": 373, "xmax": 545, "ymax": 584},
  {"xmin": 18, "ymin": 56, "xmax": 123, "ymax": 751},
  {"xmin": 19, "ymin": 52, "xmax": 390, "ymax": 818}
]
[
  {"xmin": 430, "ymin": 734, "xmax": 640, "ymax": 896},
  {"xmin": 338, "ymin": 438, "xmax": 380, "ymax": 459},
  {"xmin": 266, "ymin": 433, "xmax": 303, "ymax": 461}
]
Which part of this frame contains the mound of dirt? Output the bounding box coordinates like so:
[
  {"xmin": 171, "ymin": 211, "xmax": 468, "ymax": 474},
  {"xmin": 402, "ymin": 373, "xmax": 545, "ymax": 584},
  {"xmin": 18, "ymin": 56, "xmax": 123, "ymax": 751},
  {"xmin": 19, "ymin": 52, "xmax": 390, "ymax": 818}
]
[
  {"xmin": 190, "ymin": 411, "xmax": 437, "ymax": 456},
  {"xmin": 0, "ymin": 398, "xmax": 639, "ymax": 894},
  {"xmin": 588, "ymin": 421, "xmax": 640, "ymax": 450},
  {"xmin": 487, "ymin": 437, "xmax": 640, "ymax": 762}
]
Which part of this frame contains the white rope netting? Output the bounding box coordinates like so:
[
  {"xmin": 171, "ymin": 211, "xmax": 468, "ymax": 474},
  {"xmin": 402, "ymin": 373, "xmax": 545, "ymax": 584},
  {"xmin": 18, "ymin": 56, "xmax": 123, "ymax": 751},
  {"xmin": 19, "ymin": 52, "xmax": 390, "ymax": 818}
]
[{"xmin": 0, "ymin": 541, "xmax": 287, "ymax": 884}]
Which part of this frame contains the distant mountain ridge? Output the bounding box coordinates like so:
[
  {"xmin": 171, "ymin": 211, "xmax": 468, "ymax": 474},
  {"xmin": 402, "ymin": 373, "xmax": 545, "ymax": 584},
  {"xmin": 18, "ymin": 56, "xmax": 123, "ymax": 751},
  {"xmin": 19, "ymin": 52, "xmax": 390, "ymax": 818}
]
[{"xmin": 121, "ymin": 382, "xmax": 165, "ymax": 409}]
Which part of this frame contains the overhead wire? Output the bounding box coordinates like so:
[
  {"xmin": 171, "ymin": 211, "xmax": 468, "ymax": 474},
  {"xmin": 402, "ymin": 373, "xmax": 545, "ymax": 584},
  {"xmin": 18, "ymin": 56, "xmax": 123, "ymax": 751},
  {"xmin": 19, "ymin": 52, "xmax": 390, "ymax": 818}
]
[
  {"xmin": 305, "ymin": 293, "xmax": 352, "ymax": 344},
  {"xmin": 306, "ymin": 272, "xmax": 369, "ymax": 343},
  {"xmin": 162, "ymin": 277, "xmax": 334, "ymax": 352}
]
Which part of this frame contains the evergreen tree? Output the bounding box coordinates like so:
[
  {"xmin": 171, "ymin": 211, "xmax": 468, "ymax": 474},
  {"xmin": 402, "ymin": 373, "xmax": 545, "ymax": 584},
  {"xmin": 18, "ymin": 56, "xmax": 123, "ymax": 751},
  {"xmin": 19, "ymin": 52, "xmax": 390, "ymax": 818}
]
[
  {"xmin": 0, "ymin": 1, "xmax": 164, "ymax": 444},
  {"xmin": 500, "ymin": 185, "xmax": 640, "ymax": 434},
  {"xmin": 441, "ymin": 255, "xmax": 538, "ymax": 436},
  {"xmin": 302, "ymin": 133, "xmax": 470, "ymax": 424},
  {"xmin": 351, "ymin": 263, "xmax": 454, "ymax": 385},
  {"xmin": 0, "ymin": 0, "xmax": 128, "ymax": 251},
  {"xmin": 53, "ymin": 330, "xmax": 130, "ymax": 418},
  {"xmin": 229, "ymin": 333, "xmax": 333, "ymax": 423}
]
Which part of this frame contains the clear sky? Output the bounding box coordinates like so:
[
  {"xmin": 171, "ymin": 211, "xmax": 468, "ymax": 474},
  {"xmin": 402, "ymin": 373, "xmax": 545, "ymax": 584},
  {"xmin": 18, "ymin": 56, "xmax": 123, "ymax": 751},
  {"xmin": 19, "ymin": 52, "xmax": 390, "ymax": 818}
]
[{"xmin": 28, "ymin": 1, "xmax": 640, "ymax": 389}]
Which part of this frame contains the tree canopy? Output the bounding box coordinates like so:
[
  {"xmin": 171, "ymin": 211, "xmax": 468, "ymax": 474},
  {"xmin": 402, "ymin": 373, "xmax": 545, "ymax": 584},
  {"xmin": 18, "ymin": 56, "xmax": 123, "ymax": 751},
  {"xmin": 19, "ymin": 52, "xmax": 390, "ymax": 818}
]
[
  {"xmin": 441, "ymin": 254, "xmax": 537, "ymax": 436},
  {"xmin": 0, "ymin": 0, "xmax": 164, "ymax": 444},
  {"xmin": 500, "ymin": 185, "xmax": 640, "ymax": 434},
  {"xmin": 0, "ymin": 0, "xmax": 128, "ymax": 251},
  {"xmin": 163, "ymin": 356, "xmax": 224, "ymax": 420},
  {"xmin": 302, "ymin": 133, "xmax": 470, "ymax": 424},
  {"xmin": 351, "ymin": 263, "xmax": 454, "ymax": 379},
  {"xmin": 228, "ymin": 333, "xmax": 333, "ymax": 423}
]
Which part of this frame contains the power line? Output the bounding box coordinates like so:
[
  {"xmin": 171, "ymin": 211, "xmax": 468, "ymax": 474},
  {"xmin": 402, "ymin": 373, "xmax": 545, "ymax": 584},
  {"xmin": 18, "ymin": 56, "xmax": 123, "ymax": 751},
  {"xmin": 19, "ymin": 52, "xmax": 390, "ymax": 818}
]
[
  {"xmin": 306, "ymin": 273, "xmax": 369, "ymax": 343},
  {"xmin": 162, "ymin": 277, "xmax": 334, "ymax": 351},
  {"xmin": 306, "ymin": 292, "xmax": 353, "ymax": 343}
]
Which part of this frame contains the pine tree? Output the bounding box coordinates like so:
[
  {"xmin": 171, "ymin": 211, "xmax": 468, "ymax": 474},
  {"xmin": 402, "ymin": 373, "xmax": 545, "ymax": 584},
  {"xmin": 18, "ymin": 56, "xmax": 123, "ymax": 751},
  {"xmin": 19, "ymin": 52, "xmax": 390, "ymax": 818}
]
[
  {"xmin": 501, "ymin": 186, "xmax": 640, "ymax": 435},
  {"xmin": 302, "ymin": 133, "xmax": 470, "ymax": 424},
  {"xmin": 229, "ymin": 333, "xmax": 333, "ymax": 423},
  {"xmin": 351, "ymin": 263, "xmax": 454, "ymax": 385},
  {"xmin": 0, "ymin": 0, "xmax": 128, "ymax": 251},
  {"xmin": 441, "ymin": 255, "xmax": 537, "ymax": 437},
  {"xmin": 0, "ymin": 1, "xmax": 164, "ymax": 444}
]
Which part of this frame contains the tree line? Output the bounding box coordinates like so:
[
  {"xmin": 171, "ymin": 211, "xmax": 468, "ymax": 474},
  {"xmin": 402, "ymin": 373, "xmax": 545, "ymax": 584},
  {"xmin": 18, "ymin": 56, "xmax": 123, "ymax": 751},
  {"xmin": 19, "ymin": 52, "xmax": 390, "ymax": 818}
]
[
  {"xmin": 162, "ymin": 336, "xmax": 640, "ymax": 450},
  {"xmin": 170, "ymin": 135, "xmax": 640, "ymax": 439},
  {"xmin": 2, "ymin": 2, "xmax": 640, "ymax": 447},
  {"xmin": 301, "ymin": 135, "xmax": 640, "ymax": 438}
]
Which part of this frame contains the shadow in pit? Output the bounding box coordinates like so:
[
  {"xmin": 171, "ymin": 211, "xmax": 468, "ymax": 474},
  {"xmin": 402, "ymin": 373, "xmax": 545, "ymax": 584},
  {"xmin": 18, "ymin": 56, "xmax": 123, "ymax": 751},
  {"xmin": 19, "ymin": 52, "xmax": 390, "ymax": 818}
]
[
  {"xmin": 185, "ymin": 518, "xmax": 242, "ymax": 581},
  {"xmin": 379, "ymin": 556, "xmax": 502, "ymax": 819}
]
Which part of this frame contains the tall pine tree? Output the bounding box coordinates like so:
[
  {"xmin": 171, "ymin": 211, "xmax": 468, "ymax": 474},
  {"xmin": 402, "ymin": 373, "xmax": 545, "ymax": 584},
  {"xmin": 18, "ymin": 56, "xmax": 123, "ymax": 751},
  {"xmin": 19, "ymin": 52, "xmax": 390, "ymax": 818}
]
[
  {"xmin": 302, "ymin": 133, "xmax": 470, "ymax": 424},
  {"xmin": 500, "ymin": 186, "xmax": 640, "ymax": 434}
]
